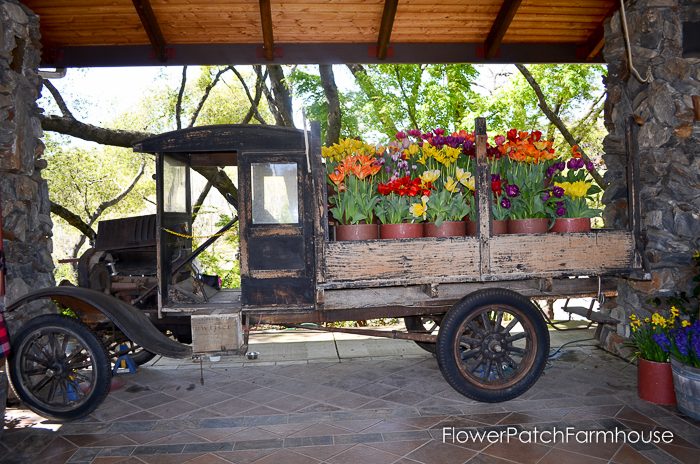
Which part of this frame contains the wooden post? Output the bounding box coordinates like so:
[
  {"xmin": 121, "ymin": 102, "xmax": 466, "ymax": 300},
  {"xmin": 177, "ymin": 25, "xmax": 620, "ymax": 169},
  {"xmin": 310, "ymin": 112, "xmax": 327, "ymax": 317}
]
[
  {"xmin": 475, "ymin": 117, "xmax": 491, "ymax": 278},
  {"xmin": 625, "ymin": 117, "xmax": 644, "ymax": 271}
]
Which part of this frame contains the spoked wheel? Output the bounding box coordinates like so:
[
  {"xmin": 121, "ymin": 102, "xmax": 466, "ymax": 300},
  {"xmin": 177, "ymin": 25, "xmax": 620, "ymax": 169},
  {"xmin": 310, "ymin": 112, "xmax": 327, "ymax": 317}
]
[
  {"xmin": 7, "ymin": 314, "xmax": 111, "ymax": 421},
  {"xmin": 404, "ymin": 315, "xmax": 443, "ymax": 353},
  {"xmin": 436, "ymin": 289, "xmax": 549, "ymax": 403},
  {"xmin": 104, "ymin": 336, "xmax": 156, "ymax": 366}
]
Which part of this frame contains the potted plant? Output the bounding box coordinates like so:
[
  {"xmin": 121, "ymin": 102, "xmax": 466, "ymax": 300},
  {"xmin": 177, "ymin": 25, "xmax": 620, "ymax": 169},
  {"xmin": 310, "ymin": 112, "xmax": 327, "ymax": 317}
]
[
  {"xmin": 666, "ymin": 320, "xmax": 700, "ymax": 419},
  {"xmin": 628, "ymin": 311, "xmax": 677, "ymax": 405},
  {"xmin": 548, "ymin": 146, "xmax": 602, "ymax": 233},
  {"xmin": 375, "ymin": 176, "xmax": 426, "ymax": 239},
  {"xmin": 496, "ymin": 130, "xmax": 556, "ymax": 234},
  {"xmin": 324, "ymin": 141, "xmax": 382, "ymax": 240}
]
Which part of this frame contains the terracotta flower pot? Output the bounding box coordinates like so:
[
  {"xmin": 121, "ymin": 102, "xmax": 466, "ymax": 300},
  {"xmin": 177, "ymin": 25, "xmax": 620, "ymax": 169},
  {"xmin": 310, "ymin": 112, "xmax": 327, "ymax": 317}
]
[
  {"xmin": 335, "ymin": 223, "xmax": 378, "ymax": 241},
  {"xmin": 424, "ymin": 221, "xmax": 466, "ymax": 238},
  {"xmin": 379, "ymin": 223, "xmax": 424, "ymax": 239},
  {"xmin": 550, "ymin": 217, "xmax": 591, "ymax": 233},
  {"xmin": 507, "ymin": 218, "xmax": 549, "ymax": 234},
  {"xmin": 638, "ymin": 358, "xmax": 676, "ymax": 405},
  {"xmin": 465, "ymin": 219, "xmax": 508, "ymax": 236}
]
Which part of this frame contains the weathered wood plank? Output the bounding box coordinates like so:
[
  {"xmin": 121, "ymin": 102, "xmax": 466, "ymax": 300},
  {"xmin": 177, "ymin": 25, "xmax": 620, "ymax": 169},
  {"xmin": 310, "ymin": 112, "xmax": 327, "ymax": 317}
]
[
  {"xmin": 324, "ymin": 237, "xmax": 480, "ymax": 283},
  {"xmin": 322, "ymin": 231, "xmax": 634, "ymax": 289},
  {"xmin": 487, "ymin": 231, "xmax": 634, "ymax": 279}
]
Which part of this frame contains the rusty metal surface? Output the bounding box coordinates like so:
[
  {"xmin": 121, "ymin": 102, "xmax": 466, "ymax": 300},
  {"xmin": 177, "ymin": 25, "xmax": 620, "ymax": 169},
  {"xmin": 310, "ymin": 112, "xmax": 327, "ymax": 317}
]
[
  {"xmin": 285, "ymin": 323, "xmax": 437, "ymax": 343},
  {"xmin": 6, "ymin": 287, "xmax": 191, "ymax": 359}
]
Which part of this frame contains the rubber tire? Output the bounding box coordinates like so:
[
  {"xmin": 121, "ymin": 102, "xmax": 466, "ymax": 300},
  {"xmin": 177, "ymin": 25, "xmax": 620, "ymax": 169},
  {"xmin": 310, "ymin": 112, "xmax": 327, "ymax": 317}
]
[
  {"xmin": 7, "ymin": 314, "xmax": 112, "ymax": 421},
  {"xmin": 130, "ymin": 348, "xmax": 157, "ymax": 366},
  {"xmin": 404, "ymin": 315, "xmax": 443, "ymax": 353},
  {"xmin": 436, "ymin": 288, "xmax": 549, "ymax": 403}
]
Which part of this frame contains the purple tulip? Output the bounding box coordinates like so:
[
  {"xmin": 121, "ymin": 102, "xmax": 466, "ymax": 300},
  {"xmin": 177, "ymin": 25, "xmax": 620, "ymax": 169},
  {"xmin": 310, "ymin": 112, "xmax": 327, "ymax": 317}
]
[
  {"xmin": 541, "ymin": 191, "xmax": 551, "ymax": 202},
  {"xmin": 546, "ymin": 166, "xmax": 556, "ymax": 178},
  {"xmin": 491, "ymin": 173, "xmax": 501, "ymax": 182},
  {"xmin": 500, "ymin": 198, "xmax": 511, "ymax": 209},
  {"xmin": 396, "ymin": 131, "xmax": 407, "ymax": 139},
  {"xmin": 552, "ymin": 186, "xmax": 565, "ymax": 198},
  {"xmin": 505, "ymin": 184, "xmax": 520, "ymax": 198},
  {"xmin": 556, "ymin": 207, "xmax": 566, "ymax": 217},
  {"xmin": 408, "ymin": 129, "xmax": 421, "ymax": 138},
  {"xmin": 555, "ymin": 161, "xmax": 566, "ymax": 172},
  {"xmin": 585, "ymin": 160, "xmax": 595, "ymax": 172},
  {"xmin": 556, "ymin": 201, "xmax": 564, "ymax": 208},
  {"xmin": 434, "ymin": 128, "xmax": 445, "ymax": 136}
]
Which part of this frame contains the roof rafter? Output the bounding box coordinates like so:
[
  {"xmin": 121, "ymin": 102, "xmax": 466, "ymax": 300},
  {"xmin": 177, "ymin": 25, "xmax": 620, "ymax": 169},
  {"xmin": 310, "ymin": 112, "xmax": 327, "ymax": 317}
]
[
  {"xmin": 131, "ymin": 0, "xmax": 167, "ymax": 62},
  {"xmin": 259, "ymin": 0, "xmax": 275, "ymax": 61},
  {"xmin": 578, "ymin": 5, "xmax": 620, "ymax": 61},
  {"xmin": 484, "ymin": 0, "xmax": 523, "ymax": 59},
  {"xmin": 377, "ymin": 0, "xmax": 399, "ymax": 60}
]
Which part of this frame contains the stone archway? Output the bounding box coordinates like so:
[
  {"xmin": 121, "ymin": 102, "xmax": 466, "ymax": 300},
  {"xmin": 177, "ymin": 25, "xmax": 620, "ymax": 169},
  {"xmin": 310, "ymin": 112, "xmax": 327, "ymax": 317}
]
[
  {"xmin": 599, "ymin": 0, "xmax": 699, "ymax": 353},
  {"xmin": 0, "ymin": 1, "xmax": 54, "ymax": 329}
]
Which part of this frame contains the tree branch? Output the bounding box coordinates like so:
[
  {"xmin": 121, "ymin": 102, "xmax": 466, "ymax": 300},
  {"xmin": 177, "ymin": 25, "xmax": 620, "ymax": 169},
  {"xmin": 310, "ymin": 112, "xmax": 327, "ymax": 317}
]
[
  {"xmin": 176, "ymin": 65, "xmax": 187, "ymax": 130},
  {"xmin": 266, "ymin": 65, "xmax": 294, "ymax": 127},
  {"xmin": 189, "ymin": 66, "xmax": 234, "ymax": 128},
  {"xmin": 192, "ymin": 181, "xmax": 213, "ymax": 222},
  {"xmin": 50, "ymin": 201, "xmax": 96, "ymax": 241},
  {"xmin": 515, "ymin": 64, "xmax": 606, "ymax": 190},
  {"xmin": 319, "ymin": 64, "xmax": 341, "ymax": 145},
  {"xmin": 236, "ymin": 66, "xmax": 268, "ymax": 125},
  {"xmin": 347, "ymin": 64, "xmax": 399, "ymax": 136},
  {"xmin": 42, "ymin": 79, "xmax": 74, "ymax": 119},
  {"xmin": 40, "ymin": 114, "xmax": 239, "ymax": 208}
]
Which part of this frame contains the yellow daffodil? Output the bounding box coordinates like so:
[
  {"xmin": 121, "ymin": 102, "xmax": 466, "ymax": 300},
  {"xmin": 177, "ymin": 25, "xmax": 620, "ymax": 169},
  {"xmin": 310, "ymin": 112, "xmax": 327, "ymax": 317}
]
[
  {"xmin": 670, "ymin": 306, "xmax": 680, "ymax": 320},
  {"xmin": 682, "ymin": 320, "xmax": 691, "ymax": 327},
  {"xmin": 322, "ymin": 138, "xmax": 378, "ymax": 161},
  {"xmin": 420, "ymin": 170, "xmax": 441, "ymax": 184},
  {"xmin": 407, "ymin": 144, "xmax": 420, "ymax": 156},
  {"xmin": 555, "ymin": 181, "xmax": 591, "ymax": 199},
  {"xmin": 445, "ymin": 176, "xmax": 459, "ymax": 193},
  {"xmin": 409, "ymin": 195, "xmax": 429, "ymax": 220},
  {"xmin": 651, "ymin": 312, "xmax": 667, "ymax": 328},
  {"xmin": 433, "ymin": 146, "xmax": 461, "ymax": 166}
]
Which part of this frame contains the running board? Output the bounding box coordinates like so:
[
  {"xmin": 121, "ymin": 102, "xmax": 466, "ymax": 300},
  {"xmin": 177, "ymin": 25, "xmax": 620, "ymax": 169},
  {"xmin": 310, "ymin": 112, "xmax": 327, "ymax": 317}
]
[{"xmin": 561, "ymin": 306, "xmax": 619, "ymax": 324}]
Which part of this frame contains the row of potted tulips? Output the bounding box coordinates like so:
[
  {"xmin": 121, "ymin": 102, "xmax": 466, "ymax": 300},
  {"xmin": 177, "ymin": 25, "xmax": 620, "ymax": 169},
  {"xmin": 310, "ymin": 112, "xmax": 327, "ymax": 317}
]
[{"xmin": 322, "ymin": 129, "xmax": 601, "ymax": 241}]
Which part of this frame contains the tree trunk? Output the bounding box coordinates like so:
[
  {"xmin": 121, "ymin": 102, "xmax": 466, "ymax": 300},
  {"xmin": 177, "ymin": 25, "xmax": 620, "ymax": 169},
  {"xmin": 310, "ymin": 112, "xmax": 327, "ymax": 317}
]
[
  {"xmin": 266, "ymin": 65, "xmax": 294, "ymax": 127},
  {"xmin": 319, "ymin": 64, "xmax": 341, "ymax": 145},
  {"xmin": 346, "ymin": 64, "xmax": 399, "ymax": 136}
]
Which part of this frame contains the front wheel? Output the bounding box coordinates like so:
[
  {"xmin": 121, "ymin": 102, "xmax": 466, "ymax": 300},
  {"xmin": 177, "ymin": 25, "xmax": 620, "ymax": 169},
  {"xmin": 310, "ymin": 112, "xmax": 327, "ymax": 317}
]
[
  {"xmin": 7, "ymin": 314, "xmax": 112, "ymax": 421},
  {"xmin": 404, "ymin": 315, "xmax": 443, "ymax": 353},
  {"xmin": 436, "ymin": 289, "xmax": 549, "ymax": 403}
]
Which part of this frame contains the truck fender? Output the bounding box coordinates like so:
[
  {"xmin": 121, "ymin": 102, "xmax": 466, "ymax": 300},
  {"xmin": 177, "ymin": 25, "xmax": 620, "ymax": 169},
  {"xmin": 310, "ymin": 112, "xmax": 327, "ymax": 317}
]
[{"xmin": 6, "ymin": 286, "xmax": 192, "ymax": 359}]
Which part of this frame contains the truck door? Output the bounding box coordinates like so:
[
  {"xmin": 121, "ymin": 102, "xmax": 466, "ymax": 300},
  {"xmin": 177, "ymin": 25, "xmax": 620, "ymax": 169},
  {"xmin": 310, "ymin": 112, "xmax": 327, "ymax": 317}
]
[{"xmin": 238, "ymin": 151, "xmax": 315, "ymax": 307}]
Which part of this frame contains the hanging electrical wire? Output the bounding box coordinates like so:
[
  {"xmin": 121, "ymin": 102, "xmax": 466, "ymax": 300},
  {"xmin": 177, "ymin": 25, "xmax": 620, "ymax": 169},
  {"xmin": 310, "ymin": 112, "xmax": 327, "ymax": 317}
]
[{"xmin": 619, "ymin": 0, "xmax": 653, "ymax": 84}]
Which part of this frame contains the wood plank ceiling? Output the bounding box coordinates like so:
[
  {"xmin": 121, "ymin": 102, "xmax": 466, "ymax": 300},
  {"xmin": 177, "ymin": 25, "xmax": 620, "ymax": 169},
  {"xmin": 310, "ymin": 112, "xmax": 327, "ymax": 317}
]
[{"xmin": 21, "ymin": 0, "xmax": 618, "ymax": 67}]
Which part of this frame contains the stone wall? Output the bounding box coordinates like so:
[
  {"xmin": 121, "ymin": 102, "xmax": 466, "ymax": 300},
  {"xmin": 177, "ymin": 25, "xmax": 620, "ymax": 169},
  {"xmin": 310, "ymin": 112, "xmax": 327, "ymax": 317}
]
[
  {"xmin": 0, "ymin": 0, "xmax": 54, "ymax": 331},
  {"xmin": 600, "ymin": 0, "xmax": 700, "ymax": 354}
]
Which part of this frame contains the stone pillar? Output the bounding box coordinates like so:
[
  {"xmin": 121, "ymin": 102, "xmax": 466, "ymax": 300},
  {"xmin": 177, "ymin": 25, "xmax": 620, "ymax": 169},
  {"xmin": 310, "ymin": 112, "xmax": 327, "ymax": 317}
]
[
  {"xmin": 600, "ymin": 0, "xmax": 700, "ymax": 354},
  {"xmin": 0, "ymin": 0, "xmax": 54, "ymax": 331}
]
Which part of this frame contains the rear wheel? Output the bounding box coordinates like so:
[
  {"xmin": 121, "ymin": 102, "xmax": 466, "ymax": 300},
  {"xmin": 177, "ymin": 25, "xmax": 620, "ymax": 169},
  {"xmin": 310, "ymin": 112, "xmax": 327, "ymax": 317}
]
[
  {"xmin": 7, "ymin": 314, "xmax": 111, "ymax": 421},
  {"xmin": 436, "ymin": 289, "xmax": 549, "ymax": 403},
  {"xmin": 404, "ymin": 315, "xmax": 443, "ymax": 353}
]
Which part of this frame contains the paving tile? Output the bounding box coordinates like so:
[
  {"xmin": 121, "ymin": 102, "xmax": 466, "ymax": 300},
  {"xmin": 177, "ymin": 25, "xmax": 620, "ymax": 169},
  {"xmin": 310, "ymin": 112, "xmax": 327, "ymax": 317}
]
[
  {"xmin": 130, "ymin": 392, "xmax": 177, "ymax": 410},
  {"xmin": 481, "ymin": 439, "xmax": 550, "ymax": 463},
  {"xmin": 148, "ymin": 430, "xmax": 210, "ymax": 445},
  {"xmin": 227, "ymin": 427, "xmax": 283, "ymax": 442},
  {"xmin": 539, "ymin": 447, "xmax": 608, "ymax": 464},
  {"xmin": 288, "ymin": 423, "xmax": 350, "ymax": 438},
  {"xmin": 92, "ymin": 458, "xmax": 146, "ymax": 464},
  {"xmin": 283, "ymin": 435, "xmax": 334, "ymax": 447},
  {"xmin": 182, "ymin": 454, "xmax": 231, "ymax": 464},
  {"xmin": 263, "ymin": 394, "xmax": 314, "ymax": 413},
  {"xmin": 137, "ymin": 454, "xmax": 204, "ymax": 464},
  {"xmin": 329, "ymin": 418, "xmax": 384, "ymax": 432},
  {"xmin": 214, "ymin": 449, "xmax": 277, "ymax": 463},
  {"xmin": 656, "ymin": 442, "xmax": 700, "ymax": 463},
  {"xmin": 360, "ymin": 420, "xmax": 420, "ymax": 434},
  {"xmin": 610, "ymin": 443, "xmax": 655, "ymax": 464},
  {"xmin": 252, "ymin": 448, "xmax": 321, "ymax": 464},
  {"xmin": 291, "ymin": 444, "xmax": 355, "ymax": 461},
  {"xmin": 464, "ymin": 454, "xmax": 518, "ymax": 464},
  {"xmin": 405, "ymin": 440, "xmax": 476, "ymax": 464},
  {"xmin": 232, "ymin": 438, "xmax": 284, "ymax": 450},
  {"xmin": 327, "ymin": 443, "xmax": 404, "ymax": 464},
  {"xmin": 132, "ymin": 444, "xmax": 186, "ymax": 455},
  {"xmin": 366, "ymin": 439, "xmax": 430, "ymax": 457},
  {"xmin": 332, "ymin": 432, "xmax": 384, "ymax": 445}
]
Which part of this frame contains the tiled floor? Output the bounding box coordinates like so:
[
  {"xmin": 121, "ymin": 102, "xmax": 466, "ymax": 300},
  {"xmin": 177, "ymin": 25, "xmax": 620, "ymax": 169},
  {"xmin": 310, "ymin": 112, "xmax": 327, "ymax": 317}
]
[{"xmin": 2, "ymin": 329, "xmax": 699, "ymax": 464}]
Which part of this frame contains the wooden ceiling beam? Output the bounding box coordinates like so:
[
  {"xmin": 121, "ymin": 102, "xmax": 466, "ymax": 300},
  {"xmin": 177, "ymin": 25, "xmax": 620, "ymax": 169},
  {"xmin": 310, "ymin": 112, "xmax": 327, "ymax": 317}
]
[
  {"xmin": 484, "ymin": 0, "xmax": 523, "ymax": 59},
  {"xmin": 377, "ymin": 0, "xmax": 399, "ymax": 60},
  {"xmin": 131, "ymin": 0, "xmax": 167, "ymax": 62},
  {"xmin": 259, "ymin": 0, "xmax": 275, "ymax": 61},
  {"xmin": 579, "ymin": 5, "xmax": 620, "ymax": 61}
]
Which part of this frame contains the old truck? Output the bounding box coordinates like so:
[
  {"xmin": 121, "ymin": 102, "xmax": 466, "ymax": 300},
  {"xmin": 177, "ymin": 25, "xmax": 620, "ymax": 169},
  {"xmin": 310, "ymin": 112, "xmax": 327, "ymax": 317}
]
[{"xmin": 2, "ymin": 119, "xmax": 641, "ymax": 420}]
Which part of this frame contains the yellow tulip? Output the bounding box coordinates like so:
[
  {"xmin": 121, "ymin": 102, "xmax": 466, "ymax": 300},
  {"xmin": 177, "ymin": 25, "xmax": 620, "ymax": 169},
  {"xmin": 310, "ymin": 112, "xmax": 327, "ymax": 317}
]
[
  {"xmin": 410, "ymin": 195, "xmax": 429, "ymax": 220},
  {"xmin": 682, "ymin": 320, "xmax": 691, "ymax": 327},
  {"xmin": 420, "ymin": 170, "xmax": 441, "ymax": 184},
  {"xmin": 445, "ymin": 176, "xmax": 459, "ymax": 193},
  {"xmin": 555, "ymin": 181, "xmax": 591, "ymax": 199}
]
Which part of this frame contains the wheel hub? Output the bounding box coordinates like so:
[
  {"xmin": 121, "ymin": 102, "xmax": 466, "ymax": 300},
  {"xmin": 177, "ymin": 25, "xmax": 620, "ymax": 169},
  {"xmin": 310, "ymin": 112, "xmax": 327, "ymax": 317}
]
[{"xmin": 482, "ymin": 334, "xmax": 506, "ymax": 359}]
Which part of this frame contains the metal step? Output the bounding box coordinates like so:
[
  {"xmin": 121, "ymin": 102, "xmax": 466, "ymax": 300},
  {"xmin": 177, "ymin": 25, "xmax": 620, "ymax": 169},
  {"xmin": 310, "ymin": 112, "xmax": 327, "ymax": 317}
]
[{"xmin": 561, "ymin": 306, "xmax": 619, "ymax": 324}]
